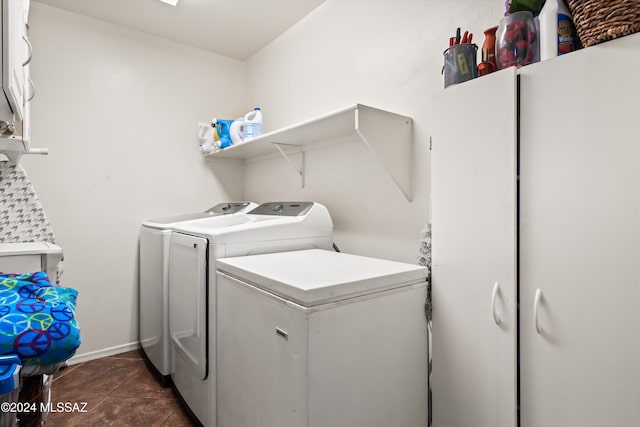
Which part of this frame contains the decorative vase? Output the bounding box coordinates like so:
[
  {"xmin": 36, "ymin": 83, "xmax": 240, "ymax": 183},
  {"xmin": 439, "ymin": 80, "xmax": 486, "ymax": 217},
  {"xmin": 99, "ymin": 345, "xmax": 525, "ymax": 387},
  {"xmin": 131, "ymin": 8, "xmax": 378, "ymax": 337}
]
[{"xmin": 481, "ymin": 25, "xmax": 498, "ymax": 73}]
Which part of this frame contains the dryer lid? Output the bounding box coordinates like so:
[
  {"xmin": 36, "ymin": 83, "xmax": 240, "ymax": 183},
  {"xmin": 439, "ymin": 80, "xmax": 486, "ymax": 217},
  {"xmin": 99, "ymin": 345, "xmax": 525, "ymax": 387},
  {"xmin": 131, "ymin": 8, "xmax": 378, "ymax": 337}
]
[
  {"xmin": 217, "ymin": 249, "xmax": 427, "ymax": 307},
  {"xmin": 207, "ymin": 202, "xmax": 254, "ymax": 215}
]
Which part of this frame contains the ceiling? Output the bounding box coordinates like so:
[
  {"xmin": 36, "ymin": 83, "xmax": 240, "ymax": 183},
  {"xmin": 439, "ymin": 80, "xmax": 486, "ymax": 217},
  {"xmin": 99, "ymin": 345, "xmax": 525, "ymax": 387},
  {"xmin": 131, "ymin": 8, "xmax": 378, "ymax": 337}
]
[{"xmin": 33, "ymin": 0, "xmax": 326, "ymax": 60}]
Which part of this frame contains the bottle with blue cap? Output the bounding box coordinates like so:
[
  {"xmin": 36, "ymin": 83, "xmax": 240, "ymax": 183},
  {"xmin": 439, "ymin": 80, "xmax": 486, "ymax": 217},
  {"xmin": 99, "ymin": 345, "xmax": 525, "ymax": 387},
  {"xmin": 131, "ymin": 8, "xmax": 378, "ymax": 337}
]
[{"xmin": 241, "ymin": 107, "xmax": 263, "ymax": 141}]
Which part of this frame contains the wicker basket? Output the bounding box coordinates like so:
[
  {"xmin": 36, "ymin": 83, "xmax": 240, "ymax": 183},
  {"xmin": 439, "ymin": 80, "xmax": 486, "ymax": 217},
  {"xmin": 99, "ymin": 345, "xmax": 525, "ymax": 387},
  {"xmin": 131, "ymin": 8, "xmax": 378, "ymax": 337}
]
[{"xmin": 567, "ymin": 0, "xmax": 640, "ymax": 47}]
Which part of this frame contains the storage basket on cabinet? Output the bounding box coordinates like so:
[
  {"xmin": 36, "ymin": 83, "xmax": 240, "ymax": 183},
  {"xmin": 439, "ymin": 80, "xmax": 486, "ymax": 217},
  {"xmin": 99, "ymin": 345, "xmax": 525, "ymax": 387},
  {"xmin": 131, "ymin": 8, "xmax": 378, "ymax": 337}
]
[{"xmin": 567, "ymin": 0, "xmax": 640, "ymax": 47}]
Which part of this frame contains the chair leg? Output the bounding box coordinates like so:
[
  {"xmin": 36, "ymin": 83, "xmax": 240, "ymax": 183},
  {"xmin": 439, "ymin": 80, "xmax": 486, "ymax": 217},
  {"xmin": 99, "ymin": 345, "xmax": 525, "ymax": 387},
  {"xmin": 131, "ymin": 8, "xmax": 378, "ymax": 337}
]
[{"xmin": 18, "ymin": 375, "xmax": 43, "ymax": 427}]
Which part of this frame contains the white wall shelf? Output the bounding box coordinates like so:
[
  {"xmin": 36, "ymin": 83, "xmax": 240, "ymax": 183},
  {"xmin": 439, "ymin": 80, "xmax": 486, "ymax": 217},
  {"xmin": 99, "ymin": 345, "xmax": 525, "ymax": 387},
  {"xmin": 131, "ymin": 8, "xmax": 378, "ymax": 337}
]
[
  {"xmin": 205, "ymin": 104, "xmax": 414, "ymax": 201},
  {"xmin": 0, "ymin": 134, "xmax": 46, "ymax": 162}
]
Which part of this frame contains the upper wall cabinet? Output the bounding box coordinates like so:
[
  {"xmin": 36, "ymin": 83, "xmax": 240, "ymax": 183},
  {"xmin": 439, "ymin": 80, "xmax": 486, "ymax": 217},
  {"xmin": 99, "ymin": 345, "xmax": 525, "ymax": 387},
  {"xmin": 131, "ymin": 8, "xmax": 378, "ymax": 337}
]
[
  {"xmin": 205, "ymin": 104, "xmax": 414, "ymax": 201},
  {"xmin": 2, "ymin": 0, "xmax": 29, "ymax": 122},
  {"xmin": 0, "ymin": 0, "xmax": 38, "ymax": 162}
]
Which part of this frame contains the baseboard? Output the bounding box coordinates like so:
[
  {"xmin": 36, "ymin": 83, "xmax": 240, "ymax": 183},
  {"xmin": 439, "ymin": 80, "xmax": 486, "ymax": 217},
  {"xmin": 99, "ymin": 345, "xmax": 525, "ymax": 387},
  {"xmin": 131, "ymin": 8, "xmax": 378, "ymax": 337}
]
[{"xmin": 66, "ymin": 342, "xmax": 141, "ymax": 365}]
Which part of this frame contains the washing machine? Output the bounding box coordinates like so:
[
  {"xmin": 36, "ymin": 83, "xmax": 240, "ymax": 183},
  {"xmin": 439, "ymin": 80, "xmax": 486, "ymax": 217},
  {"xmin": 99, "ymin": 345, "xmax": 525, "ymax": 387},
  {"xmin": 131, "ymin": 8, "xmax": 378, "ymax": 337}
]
[
  {"xmin": 139, "ymin": 201, "xmax": 256, "ymax": 381},
  {"xmin": 215, "ymin": 249, "xmax": 429, "ymax": 427},
  {"xmin": 169, "ymin": 202, "xmax": 333, "ymax": 426}
]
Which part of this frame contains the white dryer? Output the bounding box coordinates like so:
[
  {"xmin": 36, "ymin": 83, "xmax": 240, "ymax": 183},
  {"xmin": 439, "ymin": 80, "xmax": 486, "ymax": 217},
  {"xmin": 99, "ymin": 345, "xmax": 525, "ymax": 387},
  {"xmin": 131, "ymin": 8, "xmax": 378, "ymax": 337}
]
[
  {"xmin": 215, "ymin": 249, "xmax": 429, "ymax": 427},
  {"xmin": 139, "ymin": 202, "xmax": 256, "ymax": 381},
  {"xmin": 169, "ymin": 202, "xmax": 333, "ymax": 426}
]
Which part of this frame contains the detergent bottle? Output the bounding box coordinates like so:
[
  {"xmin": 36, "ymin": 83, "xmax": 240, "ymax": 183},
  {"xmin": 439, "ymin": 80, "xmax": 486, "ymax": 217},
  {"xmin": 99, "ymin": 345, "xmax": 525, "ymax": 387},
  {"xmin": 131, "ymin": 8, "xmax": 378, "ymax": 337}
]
[
  {"xmin": 539, "ymin": 0, "xmax": 578, "ymax": 60},
  {"xmin": 198, "ymin": 121, "xmax": 217, "ymax": 154},
  {"xmin": 241, "ymin": 107, "xmax": 263, "ymax": 140},
  {"xmin": 230, "ymin": 119, "xmax": 245, "ymax": 145}
]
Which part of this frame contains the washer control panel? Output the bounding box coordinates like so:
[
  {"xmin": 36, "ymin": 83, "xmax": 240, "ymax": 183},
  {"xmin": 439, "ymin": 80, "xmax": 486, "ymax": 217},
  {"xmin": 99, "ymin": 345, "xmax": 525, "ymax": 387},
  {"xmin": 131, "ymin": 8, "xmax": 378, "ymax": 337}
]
[{"xmin": 249, "ymin": 202, "xmax": 314, "ymax": 216}]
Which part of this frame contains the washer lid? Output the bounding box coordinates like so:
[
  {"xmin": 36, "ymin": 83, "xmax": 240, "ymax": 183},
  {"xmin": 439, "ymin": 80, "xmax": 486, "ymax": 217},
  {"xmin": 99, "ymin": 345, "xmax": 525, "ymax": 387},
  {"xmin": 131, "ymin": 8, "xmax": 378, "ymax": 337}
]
[
  {"xmin": 248, "ymin": 201, "xmax": 314, "ymax": 216},
  {"xmin": 217, "ymin": 249, "xmax": 427, "ymax": 307},
  {"xmin": 142, "ymin": 202, "xmax": 254, "ymax": 228}
]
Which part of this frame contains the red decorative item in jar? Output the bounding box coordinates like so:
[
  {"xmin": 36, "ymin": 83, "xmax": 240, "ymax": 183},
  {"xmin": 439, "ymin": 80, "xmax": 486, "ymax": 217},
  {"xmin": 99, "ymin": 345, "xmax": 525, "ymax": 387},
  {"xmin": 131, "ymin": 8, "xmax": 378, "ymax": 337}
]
[
  {"xmin": 495, "ymin": 11, "xmax": 539, "ymax": 69},
  {"xmin": 481, "ymin": 26, "xmax": 498, "ymax": 70}
]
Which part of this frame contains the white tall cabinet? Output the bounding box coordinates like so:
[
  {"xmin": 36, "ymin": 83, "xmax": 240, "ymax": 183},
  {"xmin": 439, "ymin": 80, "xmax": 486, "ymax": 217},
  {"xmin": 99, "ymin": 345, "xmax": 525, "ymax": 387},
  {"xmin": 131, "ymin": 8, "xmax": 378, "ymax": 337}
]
[{"xmin": 431, "ymin": 33, "xmax": 640, "ymax": 427}]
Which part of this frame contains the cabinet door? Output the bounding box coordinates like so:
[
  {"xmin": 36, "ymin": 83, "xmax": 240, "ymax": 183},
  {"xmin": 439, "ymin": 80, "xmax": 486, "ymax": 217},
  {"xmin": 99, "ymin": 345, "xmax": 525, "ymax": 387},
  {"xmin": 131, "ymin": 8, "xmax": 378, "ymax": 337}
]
[
  {"xmin": 431, "ymin": 68, "xmax": 518, "ymax": 427},
  {"xmin": 2, "ymin": 0, "xmax": 28, "ymax": 120},
  {"xmin": 519, "ymin": 34, "xmax": 640, "ymax": 426},
  {"xmin": 216, "ymin": 272, "xmax": 308, "ymax": 427}
]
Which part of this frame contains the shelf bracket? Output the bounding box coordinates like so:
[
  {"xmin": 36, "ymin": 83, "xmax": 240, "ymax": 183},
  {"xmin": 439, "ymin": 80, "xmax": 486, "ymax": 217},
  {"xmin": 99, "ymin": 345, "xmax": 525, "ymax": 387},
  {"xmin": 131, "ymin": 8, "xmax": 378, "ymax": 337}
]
[
  {"xmin": 355, "ymin": 105, "xmax": 413, "ymax": 201},
  {"xmin": 273, "ymin": 143, "xmax": 304, "ymax": 188}
]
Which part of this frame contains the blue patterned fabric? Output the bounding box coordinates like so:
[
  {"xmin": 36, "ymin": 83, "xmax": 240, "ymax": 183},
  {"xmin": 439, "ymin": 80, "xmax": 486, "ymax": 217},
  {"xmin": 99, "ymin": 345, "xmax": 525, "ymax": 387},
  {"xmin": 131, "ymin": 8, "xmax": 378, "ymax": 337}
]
[{"xmin": 0, "ymin": 272, "xmax": 80, "ymax": 366}]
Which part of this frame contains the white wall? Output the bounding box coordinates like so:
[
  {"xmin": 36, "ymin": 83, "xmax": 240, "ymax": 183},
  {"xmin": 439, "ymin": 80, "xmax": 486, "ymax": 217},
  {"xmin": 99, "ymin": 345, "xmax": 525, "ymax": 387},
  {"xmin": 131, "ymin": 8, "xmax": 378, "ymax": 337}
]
[
  {"xmin": 21, "ymin": 3, "xmax": 245, "ymax": 359},
  {"xmin": 16, "ymin": 0, "xmax": 506, "ymax": 359},
  {"xmin": 244, "ymin": 0, "xmax": 503, "ymax": 262}
]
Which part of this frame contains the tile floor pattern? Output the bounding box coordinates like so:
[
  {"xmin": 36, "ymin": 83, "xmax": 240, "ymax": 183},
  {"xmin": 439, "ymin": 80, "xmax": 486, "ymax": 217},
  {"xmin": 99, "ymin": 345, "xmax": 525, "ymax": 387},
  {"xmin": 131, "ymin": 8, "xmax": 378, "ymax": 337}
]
[{"xmin": 45, "ymin": 349, "xmax": 194, "ymax": 426}]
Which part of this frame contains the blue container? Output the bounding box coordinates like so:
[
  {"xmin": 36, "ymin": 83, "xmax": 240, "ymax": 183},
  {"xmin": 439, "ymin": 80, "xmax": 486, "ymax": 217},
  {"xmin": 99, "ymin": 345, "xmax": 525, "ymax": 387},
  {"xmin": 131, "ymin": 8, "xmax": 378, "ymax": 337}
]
[
  {"xmin": 0, "ymin": 354, "xmax": 21, "ymax": 427},
  {"xmin": 0, "ymin": 355, "xmax": 20, "ymax": 394}
]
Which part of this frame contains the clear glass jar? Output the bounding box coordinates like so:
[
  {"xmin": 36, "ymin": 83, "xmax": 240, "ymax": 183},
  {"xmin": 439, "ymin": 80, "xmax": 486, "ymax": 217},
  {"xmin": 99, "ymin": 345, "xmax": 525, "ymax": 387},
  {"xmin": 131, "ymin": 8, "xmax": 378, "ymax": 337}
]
[{"xmin": 495, "ymin": 11, "xmax": 539, "ymax": 70}]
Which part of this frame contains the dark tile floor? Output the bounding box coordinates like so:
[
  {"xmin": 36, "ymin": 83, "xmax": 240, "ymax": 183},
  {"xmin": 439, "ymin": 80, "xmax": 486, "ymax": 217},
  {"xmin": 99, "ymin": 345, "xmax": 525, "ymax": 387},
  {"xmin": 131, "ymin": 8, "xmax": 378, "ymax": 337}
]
[{"xmin": 45, "ymin": 349, "xmax": 194, "ymax": 426}]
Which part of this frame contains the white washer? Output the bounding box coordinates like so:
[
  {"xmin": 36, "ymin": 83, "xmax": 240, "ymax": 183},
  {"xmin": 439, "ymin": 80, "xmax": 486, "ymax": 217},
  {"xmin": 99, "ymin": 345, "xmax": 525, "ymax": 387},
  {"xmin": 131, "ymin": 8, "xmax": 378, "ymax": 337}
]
[
  {"xmin": 169, "ymin": 202, "xmax": 333, "ymax": 426},
  {"xmin": 139, "ymin": 202, "xmax": 256, "ymax": 381},
  {"xmin": 215, "ymin": 249, "xmax": 429, "ymax": 427}
]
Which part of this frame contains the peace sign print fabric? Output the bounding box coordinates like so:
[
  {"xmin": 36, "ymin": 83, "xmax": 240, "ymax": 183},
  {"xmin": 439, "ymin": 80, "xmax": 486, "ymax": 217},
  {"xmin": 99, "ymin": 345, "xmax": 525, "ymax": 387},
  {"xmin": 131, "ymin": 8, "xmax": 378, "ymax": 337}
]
[{"xmin": 0, "ymin": 272, "xmax": 80, "ymax": 365}]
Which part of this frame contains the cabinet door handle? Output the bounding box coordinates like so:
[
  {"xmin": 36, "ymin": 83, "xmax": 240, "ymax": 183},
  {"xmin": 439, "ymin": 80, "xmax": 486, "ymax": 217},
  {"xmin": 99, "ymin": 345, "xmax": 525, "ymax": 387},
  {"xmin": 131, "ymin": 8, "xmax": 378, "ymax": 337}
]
[
  {"xmin": 22, "ymin": 35, "xmax": 33, "ymax": 67},
  {"xmin": 491, "ymin": 281, "xmax": 501, "ymax": 325},
  {"xmin": 533, "ymin": 288, "xmax": 543, "ymax": 334},
  {"xmin": 26, "ymin": 78, "xmax": 35, "ymax": 102},
  {"xmin": 275, "ymin": 327, "xmax": 288, "ymax": 340}
]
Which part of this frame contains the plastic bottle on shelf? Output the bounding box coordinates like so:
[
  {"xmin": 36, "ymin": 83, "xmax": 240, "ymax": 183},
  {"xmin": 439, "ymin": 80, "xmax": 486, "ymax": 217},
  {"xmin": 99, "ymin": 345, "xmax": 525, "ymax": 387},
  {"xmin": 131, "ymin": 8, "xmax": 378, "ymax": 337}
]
[
  {"xmin": 539, "ymin": 0, "xmax": 578, "ymax": 61},
  {"xmin": 230, "ymin": 119, "xmax": 245, "ymax": 145},
  {"xmin": 242, "ymin": 107, "xmax": 263, "ymax": 140}
]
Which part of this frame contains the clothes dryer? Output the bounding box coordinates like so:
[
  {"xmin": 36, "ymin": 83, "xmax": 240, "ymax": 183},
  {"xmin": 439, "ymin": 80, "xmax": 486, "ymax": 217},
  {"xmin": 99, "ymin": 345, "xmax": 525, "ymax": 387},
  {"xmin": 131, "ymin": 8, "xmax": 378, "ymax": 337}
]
[
  {"xmin": 139, "ymin": 202, "xmax": 256, "ymax": 381},
  {"xmin": 169, "ymin": 202, "xmax": 333, "ymax": 426}
]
